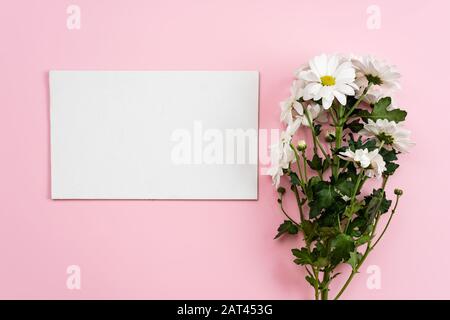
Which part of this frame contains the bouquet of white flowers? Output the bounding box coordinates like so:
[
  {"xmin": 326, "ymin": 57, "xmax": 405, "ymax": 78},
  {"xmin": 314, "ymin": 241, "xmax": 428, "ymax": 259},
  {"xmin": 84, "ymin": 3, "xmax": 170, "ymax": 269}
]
[{"xmin": 269, "ymin": 54, "xmax": 414, "ymax": 300}]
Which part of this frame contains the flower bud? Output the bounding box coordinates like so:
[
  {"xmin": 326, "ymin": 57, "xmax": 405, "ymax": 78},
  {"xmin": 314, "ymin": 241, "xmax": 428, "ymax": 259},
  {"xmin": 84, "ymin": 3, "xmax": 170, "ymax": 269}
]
[
  {"xmin": 297, "ymin": 140, "xmax": 307, "ymax": 151},
  {"xmin": 325, "ymin": 130, "xmax": 336, "ymax": 142},
  {"xmin": 277, "ymin": 187, "xmax": 286, "ymax": 195},
  {"xmin": 394, "ymin": 188, "xmax": 403, "ymax": 196}
]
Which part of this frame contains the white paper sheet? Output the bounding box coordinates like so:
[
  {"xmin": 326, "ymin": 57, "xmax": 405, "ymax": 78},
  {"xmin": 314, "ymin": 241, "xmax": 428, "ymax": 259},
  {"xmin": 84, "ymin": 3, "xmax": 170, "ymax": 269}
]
[{"xmin": 49, "ymin": 71, "xmax": 259, "ymax": 199}]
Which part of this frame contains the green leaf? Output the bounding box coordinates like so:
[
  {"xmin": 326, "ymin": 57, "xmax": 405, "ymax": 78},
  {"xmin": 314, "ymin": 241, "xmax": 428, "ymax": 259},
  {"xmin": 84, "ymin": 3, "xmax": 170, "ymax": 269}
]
[
  {"xmin": 379, "ymin": 148, "xmax": 399, "ymax": 176},
  {"xmin": 348, "ymin": 216, "xmax": 368, "ymax": 236},
  {"xmin": 335, "ymin": 179, "xmax": 354, "ymax": 197},
  {"xmin": 301, "ymin": 220, "xmax": 318, "ymax": 243},
  {"xmin": 380, "ymin": 198, "xmax": 392, "ymax": 214},
  {"xmin": 307, "ymin": 154, "xmax": 323, "ymax": 171},
  {"xmin": 292, "ymin": 248, "xmax": 313, "ymax": 265},
  {"xmin": 305, "ymin": 275, "xmax": 317, "ymax": 288},
  {"xmin": 365, "ymin": 190, "xmax": 383, "ymax": 224},
  {"xmin": 314, "ymin": 257, "xmax": 329, "ymax": 268},
  {"xmin": 274, "ymin": 220, "xmax": 299, "ymax": 239},
  {"xmin": 305, "ymin": 176, "xmax": 321, "ymax": 200},
  {"xmin": 288, "ymin": 171, "xmax": 301, "ymax": 186},
  {"xmin": 347, "ymin": 251, "xmax": 362, "ymax": 272},
  {"xmin": 379, "ymin": 148, "xmax": 398, "ymax": 162},
  {"xmin": 322, "ymin": 157, "xmax": 330, "ymax": 172},
  {"xmin": 330, "ymin": 234, "xmax": 355, "ymax": 265},
  {"xmin": 345, "ymin": 120, "xmax": 364, "ymax": 133},
  {"xmin": 308, "ymin": 201, "xmax": 322, "ymax": 219},
  {"xmin": 355, "ymin": 234, "xmax": 371, "ymax": 246},
  {"xmin": 364, "ymin": 189, "xmax": 392, "ymax": 227},
  {"xmin": 317, "ymin": 226, "xmax": 338, "ymax": 240},
  {"xmin": 315, "ymin": 184, "xmax": 337, "ymax": 208},
  {"xmin": 308, "ymin": 183, "xmax": 337, "ymax": 219},
  {"xmin": 386, "ymin": 162, "xmax": 399, "ymax": 175},
  {"xmin": 348, "ymin": 135, "xmax": 377, "ymax": 151},
  {"xmin": 359, "ymin": 97, "xmax": 407, "ymax": 123},
  {"xmin": 308, "ymin": 176, "xmax": 322, "ymax": 187}
]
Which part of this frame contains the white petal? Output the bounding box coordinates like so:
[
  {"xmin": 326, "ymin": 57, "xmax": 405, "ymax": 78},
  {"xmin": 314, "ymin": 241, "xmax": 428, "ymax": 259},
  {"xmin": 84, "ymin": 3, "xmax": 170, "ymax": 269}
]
[
  {"xmin": 334, "ymin": 90, "xmax": 346, "ymax": 105},
  {"xmin": 310, "ymin": 54, "xmax": 328, "ymax": 76},
  {"xmin": 303, "ymin": 83, "xmax": 321, "ymax": 100},
  {"xmin": 336, "ymin": 83, "xmax": 355, "ymax": 96},
  {"xmin": 322, "ymin": 96, "xmax": 333, "ymax": 109},
  {"xmin": 327, "ymin": 55, "xmax": 339, "ymax": 75},
  {"xmin": 299, "ymin": 70, "xmax": 320, "ymax": 82}
]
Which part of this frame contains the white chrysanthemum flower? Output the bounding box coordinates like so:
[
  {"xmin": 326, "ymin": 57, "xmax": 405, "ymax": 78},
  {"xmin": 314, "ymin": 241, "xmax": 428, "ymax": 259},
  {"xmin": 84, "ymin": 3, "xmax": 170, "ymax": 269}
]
[
  {"xmin": 267, "ymin": 130, "xmax": 296, "ymax": 187},
  {"xmin": 359, "ymin": 119, "xmax": 414, "ymax": 153},
  {"xmin": 339, "ymin": 149, "xmax": 372, "ymax": 168},
  {"xmin": 298, "ymin": 54, "xmax": 358, "ymax": 109},
  {"xmin": 280, "ymin": 80, "xmax": 304, "ymax": 125},
  {"xmin": 364, "ymin": 151, "xmax": 386, "ymax": 178},
  {"xmin": 362, "ymin": 86, "xmax": 387, "ymax": 105},
  {"xmin": 352, "ymin": 55, "xmax": 401, "ymax": 98},
  {"xmin": 339, "ymin": 148, "xmax": 386, "ymax": 178}
]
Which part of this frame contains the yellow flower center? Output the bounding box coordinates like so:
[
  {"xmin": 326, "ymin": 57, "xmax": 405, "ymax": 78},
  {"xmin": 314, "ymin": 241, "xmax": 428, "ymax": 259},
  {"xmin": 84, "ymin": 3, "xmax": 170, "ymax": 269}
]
[{"xmin": 320, "ymin": 75, "xmax": 336, "ymax": 86}]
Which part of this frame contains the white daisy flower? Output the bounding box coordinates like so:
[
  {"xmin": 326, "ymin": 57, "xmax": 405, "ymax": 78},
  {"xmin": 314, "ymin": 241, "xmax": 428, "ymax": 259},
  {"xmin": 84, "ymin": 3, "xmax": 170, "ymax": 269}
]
[
  {"xmin": 361, "ymin": 85, "xmax": 387, "ymax": 105},
  {"xmin": 339, "ymin": 149, "xmax": 372, "ymax": 168},
  {"xmin": 364, "ymin": 150, "xmax": 386, "ymax": 178},
  {"xmin": 352, "ymin": 55, "xmax": 401, "ymax": 98},
  {"xmin": 280, "ymin": 80, "xmax": 304, "ymax": 125},
  {"xmin": 267, "ymin": 130, "xmax": 296, "ymax": 187},
  {"xmin": 339, "ymin": 148, "xmax": 386, "ymax": 179},
  {"xmin": 359, "ymin": 119, "xmax": 414, "ymax": 153},
  {"xmin": 298, "ymin": 54, "xmax": 358, "ymax": 109}
]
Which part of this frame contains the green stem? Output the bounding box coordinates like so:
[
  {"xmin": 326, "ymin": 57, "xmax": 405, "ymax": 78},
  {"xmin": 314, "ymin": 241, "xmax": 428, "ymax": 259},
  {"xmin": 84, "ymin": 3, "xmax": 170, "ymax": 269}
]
[
  {"xmin": 321, "ymin": 270, "xmax": 330, "ymax": 300},
  {"xmin": 371, "ymin": 194, "xmax": 401, "ymax": 249},
  {"xmin": 278, "ymin": 196, "xmax": 300, "ymax": 227},
  {"xmin": 344, "ymin": 170, "xmax": 365, "ymax": 232},
  {"xmin": 302, "ymin": 151, "xmax": 309, "ymax": 182},
  {"xmin": 292, "ymin": 186, "xmax": 305, "ymax": 223},
  {"xmin": 305, "ymin": 110, "xmax": 328, "ymax": 159},
  {"xmin": 329, "ymin": 107, "xmax": 338, "ymax": 125},
  {"xmin": 334, "ymin": 190, "xmax": 401, "ymax": 300},
  {"xmin": 312, "ymin": 267, "xmax": 320, "ymax": 300},
  {"xmin": 320, "ymin": 241, "xmax": 333, "ymax": 300},
  {"xmin": 332, "ymin": 124, "xmax": 343, "ymax": 180},
  {"xmin": 343, "ymin": 83, "xmax": 372, "ymax": 120},
  {"xmin": 290, "ymin": 144, "xmax": 306, "ymax": 189}
]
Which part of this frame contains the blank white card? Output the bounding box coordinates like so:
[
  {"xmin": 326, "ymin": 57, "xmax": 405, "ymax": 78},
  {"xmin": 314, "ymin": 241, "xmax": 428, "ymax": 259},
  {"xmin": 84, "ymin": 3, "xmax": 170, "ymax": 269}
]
[{"xmin": 50, "ymin": 71, "xmax": 259, "ymax": 199}]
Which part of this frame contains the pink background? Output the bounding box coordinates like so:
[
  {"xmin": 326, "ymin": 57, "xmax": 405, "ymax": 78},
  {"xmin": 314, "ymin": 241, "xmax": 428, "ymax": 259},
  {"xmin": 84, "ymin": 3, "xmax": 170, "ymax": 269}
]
[{"xmin": 0, "ymin": 0, "xmax": 449, "ymax": 299}]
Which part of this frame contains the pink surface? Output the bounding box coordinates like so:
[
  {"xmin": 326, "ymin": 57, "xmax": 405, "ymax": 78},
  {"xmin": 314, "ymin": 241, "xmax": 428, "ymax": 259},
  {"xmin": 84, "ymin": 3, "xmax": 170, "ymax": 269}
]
[{"xmin": 0, "ymin": 0, "xmax": 449, "ymax": 299}]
